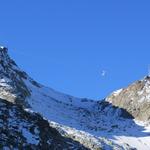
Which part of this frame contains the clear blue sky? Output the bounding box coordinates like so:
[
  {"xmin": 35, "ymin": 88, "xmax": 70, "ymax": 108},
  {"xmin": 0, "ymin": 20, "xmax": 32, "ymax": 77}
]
[{"xmin": 0, "ymin": 0, "xmax": 150, "ymax": 99}]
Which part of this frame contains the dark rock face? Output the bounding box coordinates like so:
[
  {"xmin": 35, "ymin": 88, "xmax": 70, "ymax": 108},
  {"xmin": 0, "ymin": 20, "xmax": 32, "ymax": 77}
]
[
  {"xmin": 0, "ymin": 47, "xmax": 30, "ymax": 105},
  {"xmin": 106, "ymin": 76, "xmax": 150, "ymax": 122},
  {"xmin": 0, "ymin": 98, "xmax": 88, "ymax": 150},
  {"xmin": 96, "ymin": 101, "xmax": 134, "ymax": 119}
]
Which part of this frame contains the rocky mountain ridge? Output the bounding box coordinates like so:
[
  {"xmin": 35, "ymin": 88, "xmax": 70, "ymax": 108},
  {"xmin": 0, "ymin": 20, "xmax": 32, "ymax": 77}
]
[
  {"xmin": 0, "ymin": 46, "xmax": 150, "ymax": 150},
  {"xmin": 0, "ymin": 47, "xmax": 30, "ymax": 105},
  {"xmin": 106, "ymin": 76, "xmax": 150, "ymax": 122}
]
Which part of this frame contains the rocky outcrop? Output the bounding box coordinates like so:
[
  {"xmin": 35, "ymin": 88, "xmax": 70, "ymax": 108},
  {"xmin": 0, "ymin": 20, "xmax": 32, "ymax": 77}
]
[
  {"xmin": 0, "ymin": 98, "xmax": 88, "ymax": 150},
  {"xmin": 0, "ymin": 47, "xmax": 30, "ymax": 106},
  {"xmin": 106, "ymin": 76, "xmax": 150, "ymax": 122}
]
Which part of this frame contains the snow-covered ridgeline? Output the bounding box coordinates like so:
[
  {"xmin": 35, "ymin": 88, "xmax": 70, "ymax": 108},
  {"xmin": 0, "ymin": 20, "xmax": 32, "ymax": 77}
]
[{"xmin": 24, "ymin": 76, "xmax": 150, "ymax": 150}]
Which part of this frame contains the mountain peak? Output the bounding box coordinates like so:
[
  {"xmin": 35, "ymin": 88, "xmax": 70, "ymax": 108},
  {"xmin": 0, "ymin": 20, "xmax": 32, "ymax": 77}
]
[
  {"xmin": 0, "ymin": 46, "xmax": 17, "ymax": 69},
  {"xmin": 0, "ymin": 46, "xmax": 9, "ymax": 61},
  {"xmin": 106, "ymin": 76, "xmax": 150, "ymax": 122},
  {"xmin": 0, "ymin": 46, "xmax": 8, "ymax": 51},
  {"xmin": 0, "ymin": 47, "xmax": 30, "ymax": 105}
]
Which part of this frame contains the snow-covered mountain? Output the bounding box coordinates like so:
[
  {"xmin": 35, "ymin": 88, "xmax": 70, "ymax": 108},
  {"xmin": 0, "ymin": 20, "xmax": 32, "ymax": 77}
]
[
  {"xmin": 0, "ymin": 46, "xmax": 150, "ymax": 150},
  {"xmin": 0, "ymin": 98, "xmax": 88, "ymax": 150}
]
